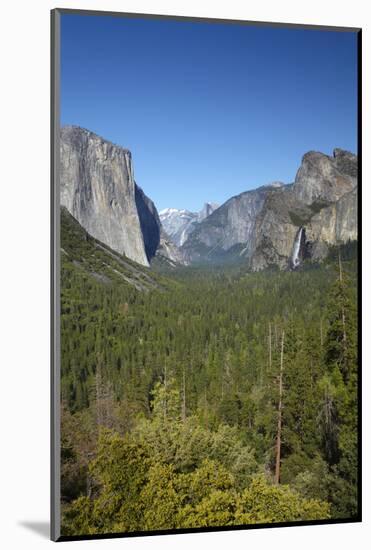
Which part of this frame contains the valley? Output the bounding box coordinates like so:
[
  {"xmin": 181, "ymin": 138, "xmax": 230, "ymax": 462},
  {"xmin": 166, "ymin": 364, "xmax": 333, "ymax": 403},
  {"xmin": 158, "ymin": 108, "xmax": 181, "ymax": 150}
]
[{"xmin": 59, "ymin": 127, "xmax": 359, "ymax": 535}]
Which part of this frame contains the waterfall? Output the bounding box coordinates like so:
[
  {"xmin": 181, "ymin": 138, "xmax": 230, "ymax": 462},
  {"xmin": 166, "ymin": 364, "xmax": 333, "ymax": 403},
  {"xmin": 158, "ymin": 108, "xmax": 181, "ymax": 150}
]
[{"xmin": 292, "ymin": 227, "xmax": 303, "ymax": 268}]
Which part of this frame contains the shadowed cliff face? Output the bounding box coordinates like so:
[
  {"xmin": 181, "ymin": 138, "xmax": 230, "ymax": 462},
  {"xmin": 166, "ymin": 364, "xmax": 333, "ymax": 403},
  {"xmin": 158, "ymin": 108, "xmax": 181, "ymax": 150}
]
[
  {"xmin": 60, "ymin": 126, "xmax": 357, "ymax": 272},
  {"xmin": 60, "ymin": 126, "xmax": 184, "ymax": 267},
  {"xmin": 134, "ymin": 186, "xmax": 184, "ymax": 266},
  {"xmin": 134, "ymin": 185, "xmax": 161, "ymax": 262}
]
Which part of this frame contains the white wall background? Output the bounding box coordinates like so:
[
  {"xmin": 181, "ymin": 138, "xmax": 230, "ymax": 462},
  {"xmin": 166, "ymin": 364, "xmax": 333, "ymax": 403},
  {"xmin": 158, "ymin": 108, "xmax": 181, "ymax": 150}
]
[{"xmin": 0, "ymin": 0, "xmax": 369, "ymax": 548}]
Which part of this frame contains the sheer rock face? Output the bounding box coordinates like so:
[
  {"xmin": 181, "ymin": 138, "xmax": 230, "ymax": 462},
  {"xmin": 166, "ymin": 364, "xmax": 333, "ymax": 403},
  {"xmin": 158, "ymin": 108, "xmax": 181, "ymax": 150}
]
[
  {"xmin": 182, "ymin": 150, "xmax": 357, "ymax": 269},
  {"xmin": 60, "ymin": 126, "xmax": 184, "ymax": 267},
  {"xmin": 248, "ymin": 186, "xmax": 301, "ymax": 271},
  {"xmin": 306, "ymin": 187, "xmax": 358, "ymax": 260},
  {"xmin": 60, "ymin": 126, "xmax": 149, "ymax": 266},
  {"xmin": 181, "ymin": 183, "xmax": 284, "ymax": 264},
  {"xmin": 134, "ymin": 185, "xmax": 161, "ymax": 262},
  {"xmin": 198, "ymin": 202, "xmax": 220, "ymax": 222},
  {"xmin": 60, "ymin": 128, "xmax": 357, "ymax": 271},
  {"xmin": 250, "ymin": 150, "xmax": 357, "ymax": 270}
]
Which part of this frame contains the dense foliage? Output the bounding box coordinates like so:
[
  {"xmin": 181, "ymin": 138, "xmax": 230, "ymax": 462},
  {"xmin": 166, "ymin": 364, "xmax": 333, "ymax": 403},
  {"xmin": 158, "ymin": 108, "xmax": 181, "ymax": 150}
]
[{"xmin": 60, "ymin": 228, "xmax": 358, "ymax": 535}]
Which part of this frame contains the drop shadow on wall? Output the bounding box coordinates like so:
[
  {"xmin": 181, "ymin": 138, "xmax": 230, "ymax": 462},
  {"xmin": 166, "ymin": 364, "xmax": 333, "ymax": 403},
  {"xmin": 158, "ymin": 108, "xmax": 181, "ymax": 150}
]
[{"xmin": 18, "ymin": 521, "xmax": 49, "ymax": 539}]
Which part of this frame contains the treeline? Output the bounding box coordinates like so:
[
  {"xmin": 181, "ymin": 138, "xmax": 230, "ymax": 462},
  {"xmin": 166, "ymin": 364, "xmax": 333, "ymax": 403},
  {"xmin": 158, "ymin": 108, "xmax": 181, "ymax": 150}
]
[{"xmin": 60, "ymin": 246, "xmax": 358, "ymax": 534}]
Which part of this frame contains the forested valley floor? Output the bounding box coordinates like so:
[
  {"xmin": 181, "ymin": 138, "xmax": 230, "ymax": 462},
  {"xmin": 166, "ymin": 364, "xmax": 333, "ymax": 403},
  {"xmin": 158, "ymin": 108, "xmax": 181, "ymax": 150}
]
[{"xmin": 60, "ymin": 223, "xmax": 358, "ymax": 536}]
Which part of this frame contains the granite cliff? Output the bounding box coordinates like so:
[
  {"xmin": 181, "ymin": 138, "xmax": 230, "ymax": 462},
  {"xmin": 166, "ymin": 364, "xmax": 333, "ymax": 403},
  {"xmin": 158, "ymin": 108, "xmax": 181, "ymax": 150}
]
[
  {"xmin": 182, "ymin": 150, "xmax": 357, "ymax": 269},
  {"xmin": 181, "ymin": 183, "xmax": 284, "ymax": 264},
  {"xmin": 60, "ymin": 126, "xmax": 182, "ymax": 267},
  {"xmin": 60, "ymin": 126, "xmax": 357, "ymax": 271},
  {"xmin": 249, "ymin": 149, "xmax": 357, "ymax": 270}
]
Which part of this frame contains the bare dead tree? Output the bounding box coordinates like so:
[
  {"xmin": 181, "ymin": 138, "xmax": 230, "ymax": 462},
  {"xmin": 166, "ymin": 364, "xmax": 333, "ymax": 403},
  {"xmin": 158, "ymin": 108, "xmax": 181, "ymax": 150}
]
[
  {"xmin": 164, "ymin": 362, "xmax": 168, "ymax": 421},
  {"xmin": 181, "ymin": 366, "xmax": 186, "ymax": 422},
  {"xmin": 274, "ymin": 329, "xmax": 285, "ymax": 485},
  {"xmin": 338, "ymin": 249, "xmax": 347, "ymax": 345},
  {"xmin": 268, "ymin": 322, "xmax": 272, "ymax": 370}
]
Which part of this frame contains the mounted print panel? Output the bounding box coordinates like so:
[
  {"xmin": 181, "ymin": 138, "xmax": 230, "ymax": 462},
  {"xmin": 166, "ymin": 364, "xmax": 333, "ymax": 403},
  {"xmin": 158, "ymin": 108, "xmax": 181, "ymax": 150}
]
[{"xmin": 51, "ymin": 9, "xmax": 361, "ymax": 541}]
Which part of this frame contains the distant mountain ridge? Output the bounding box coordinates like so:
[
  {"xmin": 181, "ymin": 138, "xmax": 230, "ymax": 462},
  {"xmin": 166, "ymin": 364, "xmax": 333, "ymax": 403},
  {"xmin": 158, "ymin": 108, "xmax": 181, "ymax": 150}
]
[
  {"xmin": 60, "ymin": 126, "xmax": 357, "ymax": 272},
  {"xmin": 159, "ymin": 203, "xmax": 219, "ymax": 246}
]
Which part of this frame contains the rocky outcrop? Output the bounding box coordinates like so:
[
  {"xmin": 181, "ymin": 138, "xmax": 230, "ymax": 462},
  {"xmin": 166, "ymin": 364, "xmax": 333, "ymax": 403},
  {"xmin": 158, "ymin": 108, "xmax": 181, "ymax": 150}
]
[
  {"xmin": 293, "ymin": 149, "xmax": 356, "ymax": 204},
  {"xmin": 182, "ymin": 150, "xmax": 357, "ymax": 270},
  {"xmin": 60, "ymin": 126, "xmax": 184, "ymax": 267},
  {"xmin": 198, "ymin": 202, "xmax": 220, "ymax": 222},
  {"xmin": 249, "ymin": 150, "xmax": 357, "ymax": 270},
  {"xmin": 60, "ymin": 127, "xmax": 357, "ymax": 271}
]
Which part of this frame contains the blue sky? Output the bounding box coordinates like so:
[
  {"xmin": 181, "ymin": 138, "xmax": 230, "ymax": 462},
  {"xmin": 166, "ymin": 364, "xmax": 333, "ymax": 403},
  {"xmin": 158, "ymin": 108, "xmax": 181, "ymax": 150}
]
[{"xmin": 61, "ymin": 14, "xmax": 358, "ymax": 212}]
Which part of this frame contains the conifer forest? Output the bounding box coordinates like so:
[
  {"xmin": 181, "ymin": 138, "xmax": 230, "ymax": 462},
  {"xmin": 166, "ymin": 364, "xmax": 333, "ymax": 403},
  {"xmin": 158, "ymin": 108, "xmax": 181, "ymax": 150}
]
[{"xmin": 59, "ymin": 211, "xmax": 359, "ymax": 535}]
